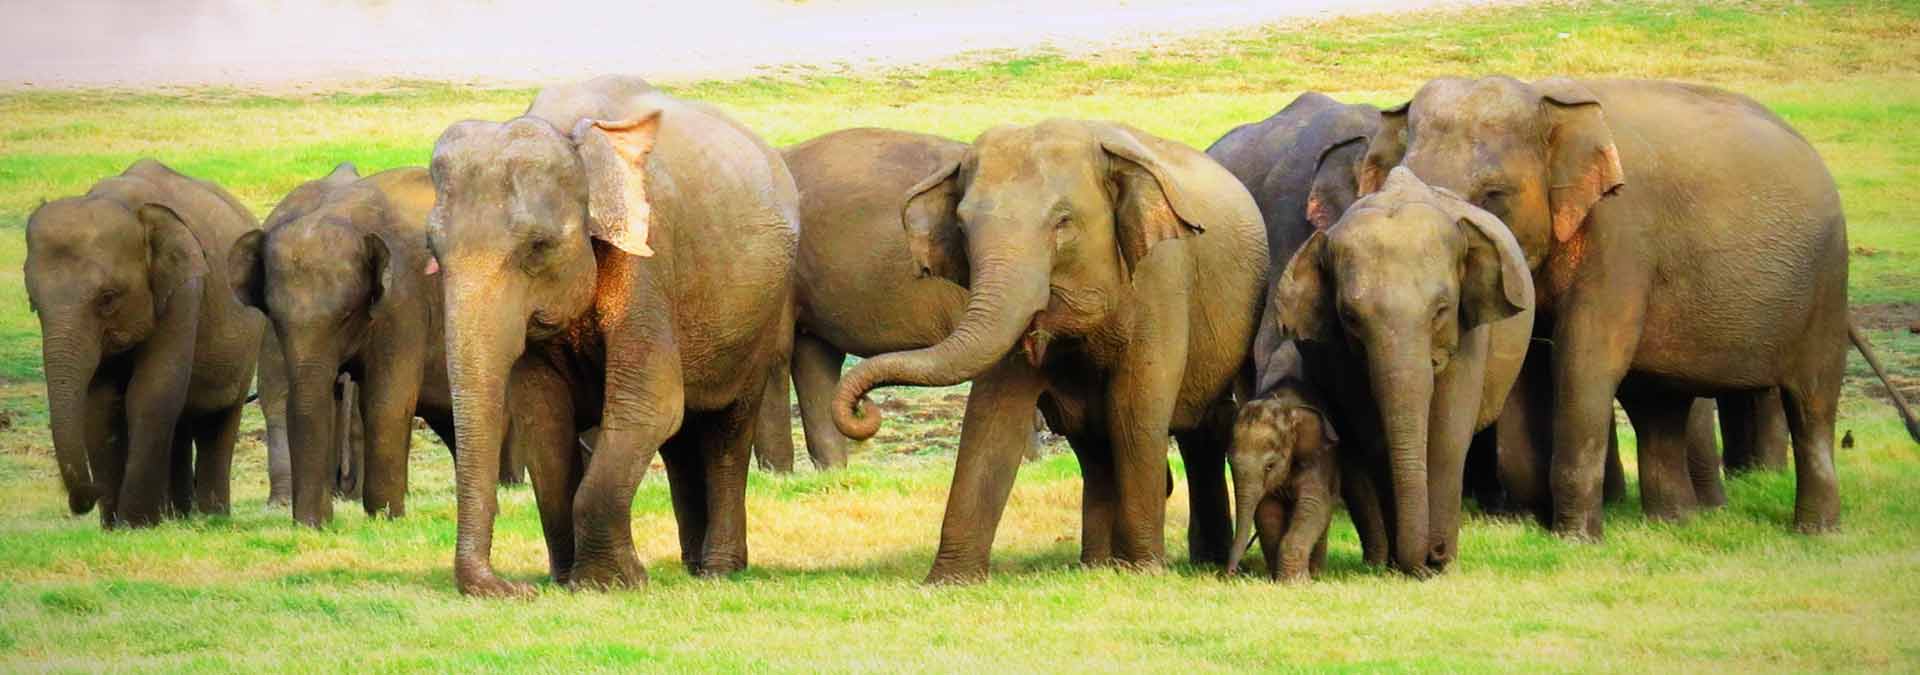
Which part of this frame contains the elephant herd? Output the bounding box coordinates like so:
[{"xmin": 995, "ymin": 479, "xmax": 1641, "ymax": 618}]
[{"xmin": 23, "ymin": 74, "xmax": 1919, "ymax": 594}]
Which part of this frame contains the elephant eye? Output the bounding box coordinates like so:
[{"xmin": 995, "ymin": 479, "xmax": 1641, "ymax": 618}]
[{"xmin": 96, "ymin": 288, "xmax": 121, "ymax": 312}]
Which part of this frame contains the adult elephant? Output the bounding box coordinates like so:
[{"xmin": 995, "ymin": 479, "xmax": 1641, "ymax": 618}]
[
  {"xmin": 25, "ymin": 159, "xmax": 265, "ymax": 527},
  {"xmin": 1361, "ymin": 77, "xmax": 1920, "ymax": 538},
  {"xmin": 831, "ymin": 119, "xmax": 1269, "ymax": 582},
  {"xmin": 1276, "ymin": 167, "xmax": 1535, "ymax": 574},
  {"xmin": 430, "ymin": 75, "xmax": 796, "ymax": 596},
  {"xmin": 231, "ymin": 163, "xmax": 469, "ymax": 526},
  {"xmin": 752, "ymin": 128, "xmax": 1060, "ymax": 473}
]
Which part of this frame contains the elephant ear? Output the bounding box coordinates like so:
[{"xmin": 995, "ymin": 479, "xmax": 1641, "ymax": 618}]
[
  {"xmin": 1451, "ymin": 195, "xmax": 1535, "ymax": 329},
  {"xmin": 363, "ymin": 233, "xmax": 392, "ymax": 308},
  {"xmin": 1089, "ymin": 121, "xmax": 1254, "ymax": 279},
  {"xmin": 1292, "ymin": 404, "xmax": 1340, "ymax": 446},
  {"xmin": 1357, "ymin": 101, "xmax": 1408, "ymax": 196},
  {"xmin": 900, "ymin": 151, "xmax": 970, "ymax": 284},
  {"xmin": 1305, "ymin": 135, "xmax": 1369, "ymax": 230},
  {"xmin": 1536, "ymin": 78, "xmax": 1624, "ymax": 244},
  {"xmin": 137, "ymin": 204, "xmax": 208, "ymax": 317},
  {"xmin": 574, "ymin": 110, "xmax": 663, "ymax": 258},
  {"xmin": 1276, "ymin": 230, "xmax": 1337, "ymax": 344},
  {"xmin": 228, "ymin": 229, "xmax": 267, "ymax": 311}
]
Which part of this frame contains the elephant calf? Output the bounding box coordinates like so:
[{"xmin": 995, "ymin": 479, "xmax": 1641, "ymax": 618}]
[
  {"xmin": 1225, "ymin": 343, "xmax": 1339, "ymax": 583},
  {"xmin": 25, "ymin": 159, "xmax": 266, "ymax": 528}
]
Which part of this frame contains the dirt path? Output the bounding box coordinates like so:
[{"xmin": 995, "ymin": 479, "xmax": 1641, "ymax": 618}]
[{"xmin": 2, "ymin": 0, "xmax": 1466, "ymax": 91}]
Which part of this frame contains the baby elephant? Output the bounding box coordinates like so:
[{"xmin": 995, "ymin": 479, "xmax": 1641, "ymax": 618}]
[{"xmin": 1226, "ymin": 362, "xmax": 1340, "ymax": 582}]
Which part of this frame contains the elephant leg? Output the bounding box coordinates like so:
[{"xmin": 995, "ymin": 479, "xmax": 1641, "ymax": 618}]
[
  {"xmin": 507, "ymin": 360, "xmax": 581, "ymax": 585},
  {"xmin": 1280, "ymin": 491, "xmax": 1333, "ymax": 582},
  {"xmin": 166, "ymin": 425, "xmax": 194, "ymax": 518},
  {"xmin": 1780, "ymin": 354, "xmax": 1843, "ymax": 533},
  {"xmin": 1720, "ymin": 388, "xmax": 1792, "ymax": 474},
  {"xmin": 790, "ymin": 335, "xmax": 850, "ymax": 470},
  {"xmin": 1603, "ymin": 426, "xmax": 1627, "ymax": 505},
  {"xmin": 498, "ymin": 437, "xmax": 527, "ymax": 486},
  {"xmin": 753, "ymin": 366, "xmax": 796, "ymax": 474},
  {"xmin": 358, "ymin": 355, "xmax": 424, "ymax": 519},
  {"xmin": 1463, "ymin": 427, "xmax": 1504, "ymax": 512},
  {"xmin": 1106, "ymin": 324, "xmax": 1188, "ymax": 568},
  {"xmin": 1025, "ymin": 410, "xmax": 1047, "ymax": 463},
  {"xmin": 1548, "ymin": 306, "xmax": 1641, "ymax": 540},
  {"xmin": 1342, "ymin": 455, "xmax": 1390, "ymax": 567},
  {"xmin": 1175, "ymin": 419, "xmax": 1232, "ymax": 567},
  {"xmin": 1618, "ymin": 388, "xmax": 1698, "ymax": 522},
  {"xmin": 1254, "ymin": 496, "xmax": 1286, "ymax": 580},
  {"xmin": 926, "ymin": 357, "xmax": 1047, "ymax": 584},
  {"xmin": 190, "ymin": 404, "xmax": 241, "ymax": 516},
  {"xmin": 259, "ymin": 331, "xmax": 293, "ymax": 507},
  {"xmin": 1067, "ymin": 432, "xmax": 1117, "ymax": 566},
  {"xmin": 1752, "ymin": 388, "xmax": 1791, "ymax": 469},
  {"xmin": 333, "ymin": 375, "xmax": 360, "ymax": 499},
  {"xmin": 1685, "ymin": 399, "xmax": 1727, "ymax": 509},
  {"xmin": 696, "ymin": 398, "xmax": 759, "ymax": 576},
  {"xmin": 660, "ymin": 431, "xmax": 709, "ymax": 575},
  {"xmin": 1496, "ymin": 345, "xmax": 1553, "ymax": 519},
  {"xmin": 85, "ymin": 381, "xmax": 126, "ymax": 525}
]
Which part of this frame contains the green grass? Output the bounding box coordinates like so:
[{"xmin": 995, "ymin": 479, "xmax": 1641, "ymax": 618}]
[{"xmin": 2, "ymin": 0, "xmax": 1919, "ymax": 670}]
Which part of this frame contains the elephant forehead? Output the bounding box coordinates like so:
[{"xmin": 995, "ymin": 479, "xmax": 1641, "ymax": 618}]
[{"xmin": 27, "ymin": 198, "xmax": 142, "ymax": 255}]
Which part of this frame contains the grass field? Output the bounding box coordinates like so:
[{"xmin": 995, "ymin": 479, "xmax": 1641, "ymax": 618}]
[{"xmin": 2, "ymin": 0, "xmax": 1919, "ymax": 670}]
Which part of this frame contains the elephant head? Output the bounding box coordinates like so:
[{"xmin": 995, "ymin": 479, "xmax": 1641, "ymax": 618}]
[
  {"xmin": 1225, "ymin": 381, "xmax": 1338, "ymax": 581},
  {"xmin": 24, "ymin": 187, "xmax": 206, "ymax": 514},
  {"xmin": 1277, "ymin": 167, "xmax": 1533, "ymax": 574},
  {"xmin": 1359, "ymin": 76, "xmax": 1624, "ymax": 269},
  {"xmin": 228, "ymin": 164, "xmax": 398, "ymax": 526},
  {"xmin": 831, "ymin": 119, "xmax": 1251, "ymax": 438},
  {"xmin": 426, "ymin": 111, "xmax": 661, "ymax": 545}
]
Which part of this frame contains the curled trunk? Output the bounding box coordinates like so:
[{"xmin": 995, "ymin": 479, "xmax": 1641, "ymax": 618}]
[
  {"xmin": 832, "ymin": 255, "xmax": 1048, "ymax": 439},
  {"xmin": 1225, "ymin": 456, "xmax": 1265, "ymax": 575},
  {"xmin": 42, "ymin": 333, "xmax": 100, "ymax": 514},
  {"xmin": 1367, "ymin": 343, "xmax": 1434, "ymax": 576}
]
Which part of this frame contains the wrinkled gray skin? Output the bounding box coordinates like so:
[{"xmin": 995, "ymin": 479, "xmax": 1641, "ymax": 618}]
[
  {"xmin": 750, "ymin": 128, "xmax": 1047, "ymax": 472},
  {"xmin": 830, "ymin": 120, "xmax": 1268, "ymax": 582},
  {"xmin": 233, "ymin": 164, "xmax": 476, "ymax": 526},
  {"xmin": 254, "ymin": 348, "xmax": 365, "ymax": 507},
  {"xmin": 1364, "ymin": 77, "xmax": 1920, "ymax": 538},
  {"xmin": 1224, "ymin": 343, "xmax": 1339, "ymax": 582},
  {"xmin": 1277, "ymin": 168, "xmax": 1535, "ymax": 575},
  {"xmin": 25, "ymin": 159, "xmax": 265, "ymax": 528},
  {"xmin": 431, "ymin": 76, "xmax": 796, "ymax": 596}
]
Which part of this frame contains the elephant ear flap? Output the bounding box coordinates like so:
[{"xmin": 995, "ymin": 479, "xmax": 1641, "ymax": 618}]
[
  {"xmin": 1091, "ymin": 122, "xmax": 1255, "ymax": 279},
  {"xmin": 1296, "ymin": 405, "xmax": 1339, "ymax": 446},
  {"xmin": 574, "ymin": 111, "xmax": 663, "ymax": 258},
  {"xmin": 1454, "ymin": 200, "xmax": 1535, "ymax": 329},
  {"xmin": 1357, "ymin": 101, "xmax": 1408, "ymax": 196},
  {"xmin": 1306, "ymin": 135, "xmax": 1369, "ymax": 230},
  {"xmin": 363, "ymin": 233, "xmax": 392, "ymax": 307},
  {"xmin": 228, "ymin": 229, "xmax": 267, "ymax": 311},
  {"xmin": 1537, "ymin": 78, "xmax": 1624, "ymax": 244},
  {"xmin": 900, "ymin": 153, "xmax": 969, "ymax": 284},
  {"xmin": 137, "ymin": 204, "xmax": 207, "ymax": 317},
  {"xmin": 1277, "ymin": 230, "xmax": 1338, "ymax": 344}
]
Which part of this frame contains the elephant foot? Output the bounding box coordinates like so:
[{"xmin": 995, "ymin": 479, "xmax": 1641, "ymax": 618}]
[
  {"xmin": 924, "ymin": 562, "xmax": 989, "ymax": 586},
  {"xmin": 693, "ymin": 557, "xmax": 746, "ymax": 578},
  {"xmin": 68, "ymin": 489, "xmax": 98, "ymax": 515},
  {"xmin": 1793, "ymin": 514, "xmax": 1840, "ymax": 535},
  {"xmin": 1551, "ymin": 513, "xmax": 1604, "ymax": 543},
  {"xmin": 568, "ymin": 553, "xmax": 648, "ymax": 591},
  {"xmin": 455, "ymin": 564, "xmax": 536, "ymax": 599}
]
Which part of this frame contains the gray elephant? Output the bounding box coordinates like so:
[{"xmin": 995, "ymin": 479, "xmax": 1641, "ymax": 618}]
[
  {"xmin": 1276, "ymin": 167, "xmax": 1535, "ymax": 574},
  {"xmin": 750, "ymin": 128, "xmax": 1052, "ymax": 473},
  {"xmin": 232, "ymin": 164, "xmax": 471, "ymax": 526},
  {"xmin": 25, "ymin": 159, "xmax": 266, "ymax": 527},
  {"xmin": 1361, "ymin": 77, "xmax": 1920, "ymax": 538},
  {"xmin": 1224, "ymin": 342, "xmax": 1339, "ymax": 582},
  {"xmin": 429, "ymin": 76, "xmax": 796, "ymax": 596},
  {"xmin": 830, "ymin": 119, "xmax": 1269, "ymax": 582}
]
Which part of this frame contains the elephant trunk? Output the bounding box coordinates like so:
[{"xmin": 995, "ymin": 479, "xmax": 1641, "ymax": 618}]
[
  {"xmin": 1225, "ymin": 455, "xmax": 1266, "ymax": 576},
  {"xmin": 832, "ymin": 252, "xmax": 1049, "ymax": 439},
  {"xmin": 443, "ymin": 279, "xmax": 526, "ymax": 585},
  {"xmin": 284, "ymin": 350, "xmax": 341, "ymax": 527},
  {"xmin": 1368, "ymin": 341, "xmax": 1434, "ymax": 576},
  {"xmin": 41, "ymin": 331, "xmax": 100, "ymax": 514}
]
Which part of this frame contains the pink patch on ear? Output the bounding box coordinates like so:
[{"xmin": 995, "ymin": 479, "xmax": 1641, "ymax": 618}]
[{"xmin": 424, "ymin": 257, "xmax": 439, "ymax": 275}]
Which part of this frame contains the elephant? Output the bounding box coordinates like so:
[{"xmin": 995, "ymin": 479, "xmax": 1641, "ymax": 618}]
[
  {"xmin": 231, "ymin": 163, "xmax": 472, "ymax": 525},
  {"xmin": 254, "ymin": 343, "xmax": 367, "ymax": 507},
  {"xmin": 1360, "ymin": 76, "xmax": 1920, "ymax": 538},
  {"xmin": 1276, "ymin": 167, "xmax": 1535, "ymax": 574},
  {"xmin": 1224, "ymin": 342, "xmax": 1339, "ymax": 582},
  {"xmin": 829, "ymin": 119, "xmax": 1269, "ymax": 582},
  {"xmin": 24, "ymin": 159, "xmax": 266, "ymax": 528},
  {"xmin": 428, "ymin": 75, "xmax": 796, "ymax": 596},
  {"xmin": 750, "ymin": 128, "xmax": 1048, "ymax": 473}
]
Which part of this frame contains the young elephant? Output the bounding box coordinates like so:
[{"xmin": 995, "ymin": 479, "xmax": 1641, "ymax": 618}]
[
  {"xmin": 1277, "ymin": 167, "xmax": 1535, "ymax": 575},
  {"xmin": 25, "ymin": 159, "xmax": 266, "ymax": 527},
  {"xmin": 1225, "ymin": 346, "xmax": 1339, "ymax": 582},
  {"xmin": 230, "ymin": 164, "xmax": 459, "ymax": 526},
  {"xmin": 830, "ymin": 119, "xmax": 1269, "ymax": 582},
  {"xmin": 430, "ymin": 76, "xmax": 796, "ymax": 596}
]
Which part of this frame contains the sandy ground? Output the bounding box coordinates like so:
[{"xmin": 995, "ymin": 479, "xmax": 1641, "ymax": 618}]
[{"xmin": 1, "ymin": 0, "xmax": 1466, "ymax": 91}]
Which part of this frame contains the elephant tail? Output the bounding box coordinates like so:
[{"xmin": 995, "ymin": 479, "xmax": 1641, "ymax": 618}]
[{"xmin": 1849, "ymin": 322, "xmax": 1920, "ymax": 445}]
